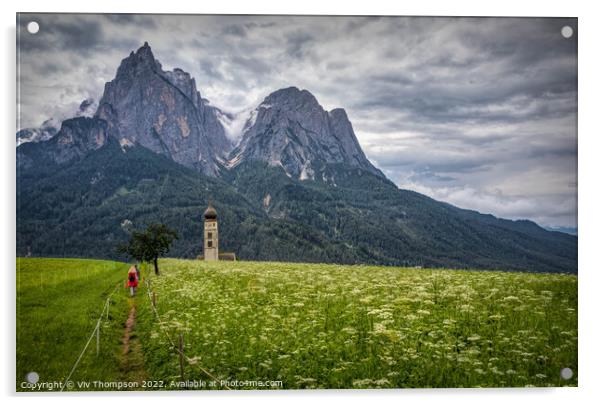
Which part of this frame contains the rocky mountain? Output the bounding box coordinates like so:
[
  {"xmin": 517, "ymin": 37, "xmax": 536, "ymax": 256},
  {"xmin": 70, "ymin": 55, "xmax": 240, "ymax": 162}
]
[
  {"xmin": 16, "ymin": 98, "xmax": 98, "ymax": 147},
  {"xmin": 94, "ymin": 42, "xmax": 232, "ymax": 175},
  {"xmin": 16, "ymin": 118, "xmax": 59, "ymax": 146},
  {"xmin": 17, "ymin": 44, "xmax": 382, "ymax": 181},
  {"xmin": 76, "ymin": 98, "xmax": 98, "ymax": 117},
  {"xmin": 15, "ymin": 43, "xmax": 578, "ymax": 273},
  {"xmin": 17, "ymin": 116, "xmax": 108, "ymax": 169},
  {"xmin": 228, "ymin": 87, "xmax": 384, "ymax": 180}
]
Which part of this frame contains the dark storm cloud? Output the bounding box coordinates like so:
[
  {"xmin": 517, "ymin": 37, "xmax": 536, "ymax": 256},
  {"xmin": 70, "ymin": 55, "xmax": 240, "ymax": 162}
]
[
  {"xmin": 344, "ymin": 16, "xmax": 383, "ymax": 32},
  {"xmin": 52, "ymin": 20, "xmax": 104, "ymax": 49},
  {"xmin": 104, "ymin": 14, "xmax": 136, "ymax": 24},
  {"xmin": 16, "ymin": 14, "xmax": 577, "ymax": 228},
  {"xmin": 285, "ymin": 31, "xmax": 314, "ymax": 59},
  {"xmin": 103, "ymin": 14, "xmax": 159, "ymax": 30},
  {"xmin": 229, "ymin": 55, "xmax": 274, "ymax": 77},
  {"xmin": 199, "ymin": 60, "xmax": 225, "ymax": 81},
  {"xmin": 222, "ymin": 24, "xmax": 248, "ymax": 37},
  {"xmin": 18, "ymin": 14, "xmax": 105, "ymax": 52},
  {"xmin": 408, "ymin": 170, "xmax": 457, "ymax": 183},
  {"xmin": 376, "ymin": 150, "xmax": 494, "ymax": 173}
]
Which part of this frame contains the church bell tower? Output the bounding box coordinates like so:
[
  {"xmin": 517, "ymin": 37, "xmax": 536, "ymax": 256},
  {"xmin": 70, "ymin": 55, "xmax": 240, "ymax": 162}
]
[{"xmin": 203, "ymin": 202, "xmax": 219, "ymax": 261}]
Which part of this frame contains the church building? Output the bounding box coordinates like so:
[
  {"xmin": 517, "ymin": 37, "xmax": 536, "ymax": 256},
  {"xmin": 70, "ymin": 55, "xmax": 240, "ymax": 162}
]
[{"xmin": 203, "ymin": 202, "xmax": 219, "ymax": 261}]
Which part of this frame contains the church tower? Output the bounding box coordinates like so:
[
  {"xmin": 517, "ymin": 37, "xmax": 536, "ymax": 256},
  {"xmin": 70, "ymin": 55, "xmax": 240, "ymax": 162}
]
[{"xmin": 203, "ymin": 202, "xmax": 219, "ymax": 261}]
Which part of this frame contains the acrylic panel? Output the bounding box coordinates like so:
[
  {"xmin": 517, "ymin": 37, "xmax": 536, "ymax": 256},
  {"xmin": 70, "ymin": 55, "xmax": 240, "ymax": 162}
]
[{"xmin": 16, "ymin": 13, "xmax": 577, "ymax": 391}]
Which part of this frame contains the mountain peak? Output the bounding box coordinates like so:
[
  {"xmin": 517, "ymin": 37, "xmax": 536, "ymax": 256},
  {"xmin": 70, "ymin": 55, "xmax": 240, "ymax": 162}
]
[
  {"xmin": 263, "ymin": 86, "xmax": 321, "ymax": 110},
  {"xmin": 95, "ymin": 44, "xmax": 232, "ymax": 176},
  {"xmin": 135, "ymin": 41, "xmax": 154, "ymax": 59},
  {"xmin": 268, "ymin": 86, "xmax": 305, "ymax": 97},
  {"xmin": 116, "ymin": 42, "xmax": 160, "ymax": 78},
  {"xmin": 228, "ymin": 87, "xmax": 384, "ymax": 180},
  {"xmin": 329, "ymin": 107, "xmax": 348, "ymax": 118},
  {"xmin": 267, "ymin": 86, "xmax": 315, "ymax": 98}
]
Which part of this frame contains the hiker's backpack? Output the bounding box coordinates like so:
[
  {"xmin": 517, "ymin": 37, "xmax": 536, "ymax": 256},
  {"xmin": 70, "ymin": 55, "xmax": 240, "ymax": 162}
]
[{"xmin": 129, "ymin": 274, "xmax": 136, "ymax": 282}]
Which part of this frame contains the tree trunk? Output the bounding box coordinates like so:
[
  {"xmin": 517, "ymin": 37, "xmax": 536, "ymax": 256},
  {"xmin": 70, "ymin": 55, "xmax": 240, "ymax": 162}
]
[{"xmin": 153, "ymin": 257, "xmax": 160, "ymax": 276}]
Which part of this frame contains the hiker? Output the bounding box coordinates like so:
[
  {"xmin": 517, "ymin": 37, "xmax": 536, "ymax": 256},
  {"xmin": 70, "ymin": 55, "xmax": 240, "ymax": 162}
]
[
  {"xmin": 127, "ymin": 265, "xmax": 139, "ymax": 297},
  {"xmin": 135, "ymin": 263, "xmax": 141, "ymax": 281}
]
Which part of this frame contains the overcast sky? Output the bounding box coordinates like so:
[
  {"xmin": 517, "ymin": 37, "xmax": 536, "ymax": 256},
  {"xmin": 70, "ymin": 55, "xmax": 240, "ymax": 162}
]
[{"xmin": 17, "ymin": 13, "xmax": 577, "ymax": 229}]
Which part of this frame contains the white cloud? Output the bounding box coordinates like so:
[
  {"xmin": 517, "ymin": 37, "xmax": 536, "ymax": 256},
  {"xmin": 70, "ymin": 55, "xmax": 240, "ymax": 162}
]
[{"xmin": 214, "ymin": 108, "xmax": 251, "ymax": 143}]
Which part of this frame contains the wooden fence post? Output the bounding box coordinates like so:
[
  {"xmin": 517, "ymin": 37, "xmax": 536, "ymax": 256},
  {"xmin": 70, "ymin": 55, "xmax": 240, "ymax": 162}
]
[
  {"xmin": 96, "ymin": 323, "xmax": 100, "ymax": 356},
  {"xmin": 178, "ymin": 334, "xmax": 185, "ymax": 381}
]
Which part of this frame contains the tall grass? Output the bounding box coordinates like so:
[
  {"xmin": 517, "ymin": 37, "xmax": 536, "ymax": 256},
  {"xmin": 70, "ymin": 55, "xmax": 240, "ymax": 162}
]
[
  {"xmin": 137, "ymin": 259, "xmax": 577, "ymax": 389},
  {"xmin": 16, "ymin": 257, "xmax": 577, "ymax": 390}
]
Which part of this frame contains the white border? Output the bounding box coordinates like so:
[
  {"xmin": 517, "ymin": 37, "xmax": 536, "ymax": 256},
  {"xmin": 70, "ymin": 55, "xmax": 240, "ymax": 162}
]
[{"xmin": 2, "ymin": 1, "xmax": 601, "ymax": 404}]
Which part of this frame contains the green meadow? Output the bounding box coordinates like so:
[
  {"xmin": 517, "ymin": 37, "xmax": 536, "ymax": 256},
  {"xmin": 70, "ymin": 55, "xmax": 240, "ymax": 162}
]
[
  {"xmin": 16, "ymin": 258, "xmax": 130, "ymax": 391},
  {"xmin": 16, "ymin": 257, "xmax": 577, "ymax": 390}
]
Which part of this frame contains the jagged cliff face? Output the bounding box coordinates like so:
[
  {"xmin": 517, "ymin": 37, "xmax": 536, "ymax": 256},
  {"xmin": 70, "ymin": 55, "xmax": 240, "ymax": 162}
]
[
  {"xmin": 94, "ymin": 42, "xmax": 232, "ymax": 175},
  {"xmin": 18, "ymin": 44, "xmax": 382, "ymax": 181},
  {"xmin": 17, "ymin": 117, "xmax": 108, "ymax": 169},
  {"xmin": 50, "ymin": 117, "xmax": 109, "ymax": 164},
  {"xmin": 16, "ymin": 118, "xmax": 59, "ymax": 147},
  {"xmin": 228, "ymin": 87, "xmax": 384, "ymax": 180}
]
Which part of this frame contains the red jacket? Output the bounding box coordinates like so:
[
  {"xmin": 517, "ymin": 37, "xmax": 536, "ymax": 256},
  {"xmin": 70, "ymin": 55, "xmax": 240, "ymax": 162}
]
[{"xmin": 127, "ymin": 268, "xmax": 138, "ymax": 287}]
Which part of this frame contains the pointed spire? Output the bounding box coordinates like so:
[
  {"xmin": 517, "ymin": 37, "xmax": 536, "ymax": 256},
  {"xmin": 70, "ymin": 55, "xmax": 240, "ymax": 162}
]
[
  {"xmin": 135, "ymin": 41, "xmax": 155, "ymax": 61},
  {"xmin": 114, "ymin": 42, "xmax": 158, "ymax": 79}
]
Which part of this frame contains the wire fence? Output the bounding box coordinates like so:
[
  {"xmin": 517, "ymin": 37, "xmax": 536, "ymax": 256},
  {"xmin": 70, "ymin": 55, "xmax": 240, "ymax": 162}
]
[
  {"xmin": 59, "ymin": 274, "xmax": 229, "ymax": 391},
  {"xmin": 60, "ymin": 282, "xmax": 121, "ymax": 391},
  {"xmin": 144, "ymin": 278, "xmax": 230, "ymax": 390}
]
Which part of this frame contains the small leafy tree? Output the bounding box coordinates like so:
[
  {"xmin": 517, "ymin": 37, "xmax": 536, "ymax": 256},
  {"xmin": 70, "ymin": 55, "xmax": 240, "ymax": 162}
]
[{"xmin": 117, "ymin": 223, "xmax": 179, "ymax": 275}]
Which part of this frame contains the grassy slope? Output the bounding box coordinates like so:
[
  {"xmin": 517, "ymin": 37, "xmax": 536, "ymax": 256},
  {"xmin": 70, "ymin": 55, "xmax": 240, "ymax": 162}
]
[
  {"xmin": 137, "ymin": 258, "xmax": 577, "ymax": 389},
  {"xmin": 16, "ymin": 258, "xmax": 130, "ymax": 391}
]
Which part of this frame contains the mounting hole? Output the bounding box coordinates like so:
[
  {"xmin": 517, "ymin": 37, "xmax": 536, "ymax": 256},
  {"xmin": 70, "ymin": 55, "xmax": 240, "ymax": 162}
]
[
  {"xmin": 561, "ymin": 26, "xmax": 573, "ymax": 39},
  {"xmin": 560, "ymin": 367, "xmax": 573, "ymax": 380},
  {"xmin": 26, "ymin": 371, "xmax": 39, "ymax": 384},
  {"xmin": 27, "ymin": 21, "xmax": 39, "ymax": 34}
]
